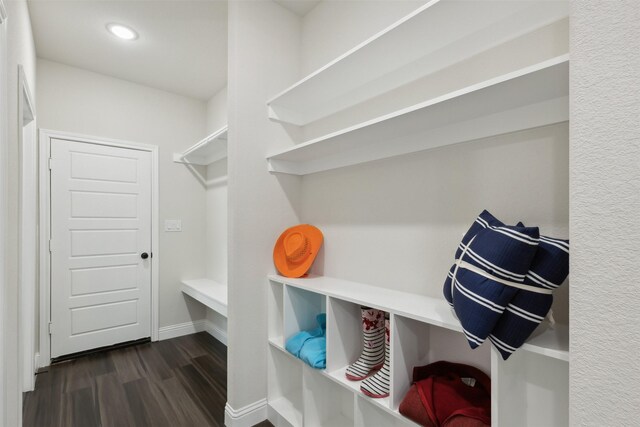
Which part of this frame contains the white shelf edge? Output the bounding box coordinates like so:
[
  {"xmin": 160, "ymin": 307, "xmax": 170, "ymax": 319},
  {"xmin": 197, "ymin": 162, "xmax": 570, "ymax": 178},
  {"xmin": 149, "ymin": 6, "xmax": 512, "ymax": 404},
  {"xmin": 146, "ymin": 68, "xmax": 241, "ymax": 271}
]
[
  {"xmin": 180, "ymin": 278, "xmax": 227, "ymax": 317},
  {"xmin": 269, "ymin": 336, "xmax": 285, "ymax": 350},
  {"xmin": 324, "ymin": 367, "xmax": 394, "ymax": 415},
  {"xmin": 270, "ymin": 274, "xmax": 463, "ymax": 333},
  {"xmin": 268, "ymin": 274, "xmax": 568, "ymax": 362},
  {"xmin": 268, "ymin": 397, "xmax": 303, "ymax": 427},
  {"xmin": 266, "ymin": 55, "xmax": 569, "ymax": 176},
  {"xmin": 266, "ymin": 1, "xmax": 568, "ymax": 125},
  {"xmin": 322, "ymin": 414, "xmax": 353, "ymax": 427},
  {"xmin": 173, "ymin": 125, "xmax": 228, "ymax": 166},
  {"xmin": 275, "ymin": 347, "xmax": 404, "ymax": 424},
  {"xmin": 322, "ymin": 365, "xmax": 418, "ymax": 426},
  {"xmin": 269, "ymin": 337, "xmax": 297, "ymax": 362},
  {"xmin": 520, "ymin": 323, "xmax": 569, "ymax": 362},
  {"xmin": 266, "ymin": 0, "xmax": 442, "ymax": 105}
]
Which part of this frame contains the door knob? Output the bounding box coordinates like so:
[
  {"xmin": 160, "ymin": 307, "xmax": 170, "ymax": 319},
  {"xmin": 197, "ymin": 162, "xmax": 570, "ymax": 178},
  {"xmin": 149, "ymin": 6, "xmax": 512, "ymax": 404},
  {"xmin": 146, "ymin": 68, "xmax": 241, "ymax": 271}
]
[{"xmin": 141, "ymin": 252, "xmax": 149, "ymax": 260}]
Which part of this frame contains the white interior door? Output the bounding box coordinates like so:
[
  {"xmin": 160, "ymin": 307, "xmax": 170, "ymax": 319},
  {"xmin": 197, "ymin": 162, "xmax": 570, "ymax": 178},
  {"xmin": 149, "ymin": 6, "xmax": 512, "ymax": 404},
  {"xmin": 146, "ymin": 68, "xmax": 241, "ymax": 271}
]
[{"xmin": 50, "ymin": 138, "xmax": 152, "ymax": 358}]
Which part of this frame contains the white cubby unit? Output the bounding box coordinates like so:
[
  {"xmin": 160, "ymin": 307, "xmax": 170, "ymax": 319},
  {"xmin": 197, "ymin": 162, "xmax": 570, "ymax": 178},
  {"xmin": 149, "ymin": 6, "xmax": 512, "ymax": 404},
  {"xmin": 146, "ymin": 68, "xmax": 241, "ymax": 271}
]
[
  {"xmin": 266, "ymin": 0, "xmax": 568, "ymax": 126},
  {"xmin": 173, "ymin": 125, "xmax": 228, "ymax": 166},
  {"xmin": 267, "ymin": 56, "xmax": 568, "ymax": 175},
  {"xmin": 267, "ymin": 274, "xmax": 569, "ymax": 427}
]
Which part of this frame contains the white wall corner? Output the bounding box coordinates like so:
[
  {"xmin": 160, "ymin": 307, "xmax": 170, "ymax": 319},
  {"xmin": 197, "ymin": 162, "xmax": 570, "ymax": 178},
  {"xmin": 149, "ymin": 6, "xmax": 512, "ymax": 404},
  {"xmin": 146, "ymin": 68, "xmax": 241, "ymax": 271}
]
[
  {"xmin": 224, "ymin": 399, "xmax": 267, "ymax": 427},
  {"xmin": 158, "ymin": 319, "xmax": 207, "ymax": 341},
  {"xmin": 204, "ymin": 319, "xmax": 228, "ymax": 346}
]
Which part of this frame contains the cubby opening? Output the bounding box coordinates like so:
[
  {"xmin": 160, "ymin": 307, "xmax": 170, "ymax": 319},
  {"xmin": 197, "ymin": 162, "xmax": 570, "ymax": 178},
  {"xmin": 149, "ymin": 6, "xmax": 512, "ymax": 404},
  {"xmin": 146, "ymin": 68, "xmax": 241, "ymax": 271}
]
[
  {"xmin": 268, "ymin": 280, "xmax": 284, "ymax": 348},
  {"xmin": 268, "ymin": 346, "xmax": 304, "ymax": 427},
  {"xmin": 283, "ymin": 286, "xmax": 326, "ymax": 346},
  {"xmin": 492, "ymin": 348, "xmax": 568, "ymax": 426},
  {"xmin": 326, "ymin": 298, "xmax": 362, "ymax": 374},
  {"xmin": 355, "ymin": 395, "xmax": 417, "ymax": 427},
  {"xmin": 325, "ymin": 299, "xmax": 392, "ymax": 410},
  {"xmin": 303, "ymin": 365, "xmax": 354, "ymax": 427},
  {"xmin": 391, "ymin": 314, "xmax": 491, "ymax": 411}
]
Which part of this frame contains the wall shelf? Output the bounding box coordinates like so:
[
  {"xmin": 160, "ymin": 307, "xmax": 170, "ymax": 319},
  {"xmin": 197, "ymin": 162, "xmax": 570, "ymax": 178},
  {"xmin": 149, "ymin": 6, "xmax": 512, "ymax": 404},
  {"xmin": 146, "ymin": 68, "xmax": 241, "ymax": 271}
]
[
  {"xmin": 268, "ymin": 274, "xmax": 568, "ymax": 426},
  {"xmin": 269, "ymin": 274, "xmax": 568, "ymax": 361},
  {"xmin": 267, "ymin": 56, "xmax": 569, "ymax": 176},
  {"xmin": 180, "ymin": 278, "xmax": 227, "ymax": 317},
  {"xmin": 266, "ymin": 1, "xmax": 568, "ymax": 126},
  {"xmin": 173, "ymin": 125, "xmax": 228, "ymax": 166}
]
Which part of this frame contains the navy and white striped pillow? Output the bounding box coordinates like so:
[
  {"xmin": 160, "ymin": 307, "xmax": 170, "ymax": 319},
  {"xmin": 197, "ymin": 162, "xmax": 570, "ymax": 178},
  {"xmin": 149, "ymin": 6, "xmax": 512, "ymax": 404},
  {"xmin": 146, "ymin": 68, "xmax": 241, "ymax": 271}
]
[
  {"xmin": 443, "ymin": 210, "xmax": 506, "ymax": 306},
  {"xmin": 452, "ymin": 224, "xmax": 540, "ymax": 349},
  {"xmin": 489, "ymin": 236, "xmax": 569, "ymax": 360}
]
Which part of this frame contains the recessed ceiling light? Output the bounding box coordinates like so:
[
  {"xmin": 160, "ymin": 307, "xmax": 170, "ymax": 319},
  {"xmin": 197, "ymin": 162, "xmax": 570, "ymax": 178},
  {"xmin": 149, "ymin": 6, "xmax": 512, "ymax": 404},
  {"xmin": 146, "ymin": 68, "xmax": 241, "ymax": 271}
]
[{"xmin": 106, "ymin": 23, "xmax": 139, "ymax": 41}]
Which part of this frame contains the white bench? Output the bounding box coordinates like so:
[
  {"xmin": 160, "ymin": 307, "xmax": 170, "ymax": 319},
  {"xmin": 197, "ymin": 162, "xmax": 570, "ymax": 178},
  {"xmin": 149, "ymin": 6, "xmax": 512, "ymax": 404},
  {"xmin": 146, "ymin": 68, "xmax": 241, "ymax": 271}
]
[{"xmin": 181, "ymin": 278, "xmax": 227, "ymax": 317}]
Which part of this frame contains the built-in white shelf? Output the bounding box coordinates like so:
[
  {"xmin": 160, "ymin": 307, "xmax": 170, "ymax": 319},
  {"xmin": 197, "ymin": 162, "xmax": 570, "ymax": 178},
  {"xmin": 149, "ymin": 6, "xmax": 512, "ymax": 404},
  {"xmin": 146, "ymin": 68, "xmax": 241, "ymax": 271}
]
[
  {"xmin": 268, "ymin": 273, "xmax": 568, "ymax": 362},
  {"xmin": 268, "ymin": 274, "xmax": 569, "ymax": 427},
  {"xmin": 173, "ymin": 125, "xmax": 228, "ymax": 166},
  {"xmin": 181, "ymin": 278, "xmax": 227, "ymax": 317},
  {"xmin": 268, "ymin": 397, "xmax": 303, "ymax": 427},
  {"xmin": 266, "ymin": 1, "xmax": 568, "ymax": 126},
  {"xmin": 267, "ymin": 56, "xmax": 569, "ymax": 176},
  {"xmin": 268, "ymin": 338, "xmax": 410, "ymax": 425}
]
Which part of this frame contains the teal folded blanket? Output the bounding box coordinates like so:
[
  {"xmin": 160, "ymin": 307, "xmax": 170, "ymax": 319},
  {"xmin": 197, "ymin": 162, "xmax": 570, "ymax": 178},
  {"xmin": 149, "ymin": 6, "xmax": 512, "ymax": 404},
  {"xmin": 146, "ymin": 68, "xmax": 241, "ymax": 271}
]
[{"xmin": 285, "ymin": 313, "xmax": 326, "ymax": 369}]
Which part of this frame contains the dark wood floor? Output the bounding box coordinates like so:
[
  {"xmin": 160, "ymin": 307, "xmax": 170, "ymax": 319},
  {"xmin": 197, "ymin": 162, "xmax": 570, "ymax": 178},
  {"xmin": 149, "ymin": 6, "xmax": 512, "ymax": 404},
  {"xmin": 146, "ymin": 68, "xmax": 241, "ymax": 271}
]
[{"xmin": 23, "ymin": 333, "xmax": 273, "ymax": 427}]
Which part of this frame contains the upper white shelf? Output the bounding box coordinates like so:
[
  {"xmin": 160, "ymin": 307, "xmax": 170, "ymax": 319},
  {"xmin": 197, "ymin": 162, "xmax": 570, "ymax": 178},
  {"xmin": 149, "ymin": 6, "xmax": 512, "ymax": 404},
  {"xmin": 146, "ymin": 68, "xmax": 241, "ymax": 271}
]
[
  {"xmin": 267, "ymin": 56, "xmax": 569, "ymax": 176},
  {"xmin": 266, "ymin": 0, "xmax": 569, "ymax": 126},
  {"xmin": 268, "ymin": 274, "xmax": 568, "ymax": 362},
  {"xmin": 181, "ymin": 278, "xmax": 227, "ymax": 317},
  {"xmin": 174, "ymin": 125, "xmax": 228, "ymax": 166}
]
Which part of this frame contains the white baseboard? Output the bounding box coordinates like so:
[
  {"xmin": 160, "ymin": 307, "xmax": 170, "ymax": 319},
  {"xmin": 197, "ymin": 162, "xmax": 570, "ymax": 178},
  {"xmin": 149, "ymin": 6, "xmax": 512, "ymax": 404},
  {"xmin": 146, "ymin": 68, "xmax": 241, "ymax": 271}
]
[
  {"xmin": 225, "ymin": 399, "xmax": 267, "ymax": 427},
  {"xmin": 22, "ymin": 352, "xmax": 39, "ymax": 392},
  {"xmin": 158, "ymin": 319, "xmax": 207, "ymax": 340},
  {"xmin": 204, "ymin": 319, "xmax": 228, "ymax": 345},
  {"xmin": 158, "ymin": 319, "xmax": 228, "ymax": 346}
]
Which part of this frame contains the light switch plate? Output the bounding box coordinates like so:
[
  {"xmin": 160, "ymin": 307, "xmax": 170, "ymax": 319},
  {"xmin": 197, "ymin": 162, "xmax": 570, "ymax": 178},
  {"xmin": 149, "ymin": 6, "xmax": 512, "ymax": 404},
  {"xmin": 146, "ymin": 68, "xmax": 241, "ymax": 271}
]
[{"xmin": 164, "ymin": 219, "xmax": 182, "ymax": 232}]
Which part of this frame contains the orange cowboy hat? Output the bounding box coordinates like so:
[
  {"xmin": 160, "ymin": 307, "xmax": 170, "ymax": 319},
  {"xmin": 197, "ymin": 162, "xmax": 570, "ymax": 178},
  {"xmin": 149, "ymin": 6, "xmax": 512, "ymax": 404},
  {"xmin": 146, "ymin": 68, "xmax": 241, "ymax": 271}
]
[{"xmin": 273, "ymin": 224, "xmax": 323, "ymax": 278}]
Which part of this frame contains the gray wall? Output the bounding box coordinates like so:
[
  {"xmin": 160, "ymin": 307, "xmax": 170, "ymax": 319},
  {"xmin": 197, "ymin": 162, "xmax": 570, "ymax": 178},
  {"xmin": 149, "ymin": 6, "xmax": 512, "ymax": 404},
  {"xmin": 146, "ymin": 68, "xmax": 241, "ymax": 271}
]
[
  {"xmin": 36, "ymin": 59, "xmax": 210, "ymax": 329},
  {"xmin": 226, "ymin": 0, "xmax": 302, "ymax": 410},
  {"xmin": 4, "ymin": 1, "xmax": 37, "ymax": 424}
]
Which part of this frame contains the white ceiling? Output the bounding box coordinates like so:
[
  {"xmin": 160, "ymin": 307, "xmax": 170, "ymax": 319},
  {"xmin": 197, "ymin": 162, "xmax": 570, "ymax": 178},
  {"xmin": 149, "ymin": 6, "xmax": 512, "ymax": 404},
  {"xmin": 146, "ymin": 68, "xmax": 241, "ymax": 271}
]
[
  {"xmin": 28, "ymin": 0, "xmax": 228, "ymax": 101},
  {"xmin": 274, "ymin": 0, "xmax": 321, "ymax": 16}
]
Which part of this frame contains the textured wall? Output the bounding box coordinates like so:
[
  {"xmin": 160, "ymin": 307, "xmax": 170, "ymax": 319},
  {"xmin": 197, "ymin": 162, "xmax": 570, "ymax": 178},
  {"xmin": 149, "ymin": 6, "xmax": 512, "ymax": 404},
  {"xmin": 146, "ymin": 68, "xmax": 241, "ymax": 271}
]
[{"xmin": 570, "ymin": 1, "xmax": 640, "ymax": 424}]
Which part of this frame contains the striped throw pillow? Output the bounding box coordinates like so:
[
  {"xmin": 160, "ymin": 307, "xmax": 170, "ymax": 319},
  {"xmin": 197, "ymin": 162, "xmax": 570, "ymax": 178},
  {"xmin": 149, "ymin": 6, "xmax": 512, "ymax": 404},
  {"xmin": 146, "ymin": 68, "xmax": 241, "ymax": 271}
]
[
  {"xmin": 443, "ymin": 210, "xmax": 506, "ymax": 306},
  {"xmin": 489, "ymin": 236, "xmax": 569, "ymax": 360},
  {"xmin": 452, "ymin": 224, "xmax": 540, "ymax": 349}
]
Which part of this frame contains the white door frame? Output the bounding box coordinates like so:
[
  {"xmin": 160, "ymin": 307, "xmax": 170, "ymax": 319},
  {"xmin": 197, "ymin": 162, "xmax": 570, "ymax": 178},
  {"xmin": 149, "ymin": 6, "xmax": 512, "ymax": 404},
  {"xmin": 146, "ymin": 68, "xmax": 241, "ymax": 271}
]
[
  {"xmin": 18, "ymin": 65, "xmax": 36, "ymax": 392},
  {"xmin": 0, "ymin": 0, "xmax": 9, "ymax": 418},
  {"xmin": 38, "ymin": 129, "xmax": 160, "ymax": 367}
]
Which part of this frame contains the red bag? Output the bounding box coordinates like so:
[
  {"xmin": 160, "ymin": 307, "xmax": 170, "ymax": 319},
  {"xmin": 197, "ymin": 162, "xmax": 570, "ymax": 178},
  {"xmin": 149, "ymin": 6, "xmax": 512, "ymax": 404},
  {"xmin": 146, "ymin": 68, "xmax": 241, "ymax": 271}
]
[{"xmin": 399, "ymin": 361, "xmax": 491, "ymax": 427}]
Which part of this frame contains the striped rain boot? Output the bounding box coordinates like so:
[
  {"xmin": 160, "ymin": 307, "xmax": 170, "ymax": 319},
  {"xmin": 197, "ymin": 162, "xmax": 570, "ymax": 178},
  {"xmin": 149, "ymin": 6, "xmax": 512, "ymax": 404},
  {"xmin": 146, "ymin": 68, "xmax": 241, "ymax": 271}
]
[
  {"xmin": 345, "ymin": 307, "xmax": 385, "ymax": 381},
  {"xmin": 360, "ymin": 314, "xmax": 390, "ymax": 398}
]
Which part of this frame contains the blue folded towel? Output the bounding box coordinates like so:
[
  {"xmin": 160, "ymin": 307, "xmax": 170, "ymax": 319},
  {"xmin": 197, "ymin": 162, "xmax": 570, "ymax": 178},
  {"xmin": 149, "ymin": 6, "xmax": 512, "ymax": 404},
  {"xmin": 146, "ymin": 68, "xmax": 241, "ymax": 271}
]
[
  {"xmin": 285, "ymin": 313, "xmax": 326, "ymax": 369},
  {"xmin": 299, "ymin": 336, "xmax": 326, "ymax": 369}
]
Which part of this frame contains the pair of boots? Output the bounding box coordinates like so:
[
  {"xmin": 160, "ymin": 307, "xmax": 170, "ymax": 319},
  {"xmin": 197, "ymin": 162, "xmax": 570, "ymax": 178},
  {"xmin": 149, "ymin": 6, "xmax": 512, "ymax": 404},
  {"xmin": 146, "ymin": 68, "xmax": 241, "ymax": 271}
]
[{"xmin": 345, "ymin": 307, "xmax": 390, "ymax": 398}]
